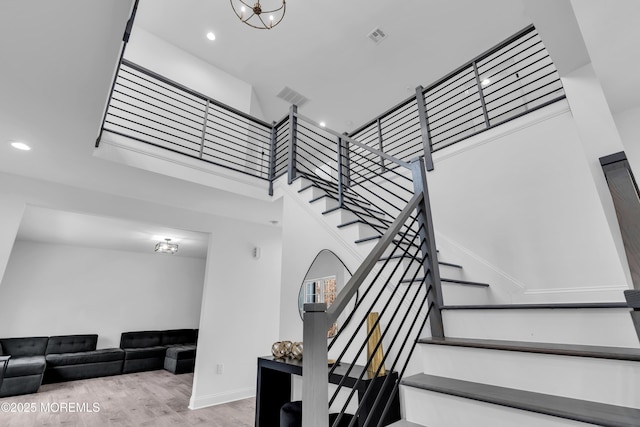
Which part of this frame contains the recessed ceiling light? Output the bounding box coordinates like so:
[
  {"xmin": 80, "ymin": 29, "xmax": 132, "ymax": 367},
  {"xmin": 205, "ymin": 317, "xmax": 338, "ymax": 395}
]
[
  {"xmin": 206, "ymin": 32, "xmax": 216, "ymax": 41},
  {"xmin": 10, "ymin": 141, "xmax": 31, "ymax": 151},
  {"xmin": 319, "ymin": 122, "xmax": 326, "ymax": 127},
  {"xmin": 481, "ymin": 78, "xmax": 491, "ymax": 86}
]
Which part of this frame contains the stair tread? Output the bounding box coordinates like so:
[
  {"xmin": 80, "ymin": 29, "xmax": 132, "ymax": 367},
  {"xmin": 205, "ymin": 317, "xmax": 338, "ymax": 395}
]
[
  {"xmin": 338, "ymin": 218, "xmax": 393, "ymax": 228},
  {"xmin": 401, "ymin": 277, "xmax": 489, "ymax": 287},
  {"xmin": 442, "ymin": 302, "xmax": 629, "ymax": 310},
  {"xmin": 377, "ymin": 255, "xmax": 463, "ymax": 269},
  {"xmin": 401, "ymin": 373, "xmax": 640, "ymax": 427},
  {"xmin": 417, "ymin": 337, "xmax": 640, "ymax": 361}
]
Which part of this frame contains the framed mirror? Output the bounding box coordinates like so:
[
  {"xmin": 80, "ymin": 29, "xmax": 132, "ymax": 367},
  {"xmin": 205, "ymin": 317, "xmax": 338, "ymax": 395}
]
[{"xmin": 298, "ymin": 250, "xmax": 356, "ymax": 338}]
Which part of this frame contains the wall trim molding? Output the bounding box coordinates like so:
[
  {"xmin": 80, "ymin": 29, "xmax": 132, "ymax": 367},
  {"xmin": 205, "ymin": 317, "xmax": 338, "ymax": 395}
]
[{"xmin": 189, "ymin": 387, "xmax": 255, "ymax": 410}]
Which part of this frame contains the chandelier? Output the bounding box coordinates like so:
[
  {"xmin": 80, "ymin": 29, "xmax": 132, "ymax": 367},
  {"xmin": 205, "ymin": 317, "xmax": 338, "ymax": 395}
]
[
  {"xmin": 230, "ymin": 0, "xmax": 286, "ymax": 30},
  {"xmin": 155, "ymin": 238, "xmax": 178, "ymax": 254}
]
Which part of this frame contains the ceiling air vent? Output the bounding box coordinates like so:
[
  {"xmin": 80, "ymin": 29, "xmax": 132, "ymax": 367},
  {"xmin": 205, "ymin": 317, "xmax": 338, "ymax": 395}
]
[
  {"xmin": 367, "ymin": 27, "xmax": 387, "ymax": 45},
  {"xmin": 277, "ymin": 86, "xmax": 309, "ymax": 107}
]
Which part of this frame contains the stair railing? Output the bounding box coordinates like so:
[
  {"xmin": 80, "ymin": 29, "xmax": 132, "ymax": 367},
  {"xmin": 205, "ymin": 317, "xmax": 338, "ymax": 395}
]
[{"xmin": 291, "ymin": 108, "xmax": 444, "ymax": 426}]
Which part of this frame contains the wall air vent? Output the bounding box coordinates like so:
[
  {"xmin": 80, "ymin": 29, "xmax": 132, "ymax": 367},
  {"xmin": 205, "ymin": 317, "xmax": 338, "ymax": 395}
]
[
  {"xmin": 367, "ymin": 27, "xmax": 387, "ymax": 44},
  {"xmin": 277, "ymin": 86, "xmax": 309, "ymax": 107}
]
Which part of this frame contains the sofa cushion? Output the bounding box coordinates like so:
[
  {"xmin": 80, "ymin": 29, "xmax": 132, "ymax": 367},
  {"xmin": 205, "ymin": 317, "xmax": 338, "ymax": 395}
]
[
  {"xmin": 4, "ymin": 356, "xmax": 46, "ymax": 378},
  {"xmin": 46, "ymin": 348, "xmax": 124, "ymax": 367},
  {"xmin": 161, "ymin": 329, "xmax": 197, "ymax": 346},
  {"xmin": 120, "ymin": 331, "xmax": 162, "ymax": 349},
  {"xmin": 122, "ymin": 346, "xmax": 167, "ymax": 360},
  {"xmin": 0, "ymin": 337, "xmax": 48, "ymax": 357},
  {"xmin": 165, "ymin": 345, "xmax": 196, "ymax": 360},
  {"xmin": 46, "ymin": 335, "xmax": 98, "ymax": 355}
]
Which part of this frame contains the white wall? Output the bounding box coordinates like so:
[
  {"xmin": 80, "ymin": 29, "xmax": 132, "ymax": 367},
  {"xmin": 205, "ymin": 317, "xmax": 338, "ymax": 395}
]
[
  {"xmin": 614, "ymin": 107, "xmax": 640, "ymax": 173},
  {"xmin": 0, "ymin": 241, "xmax": 205, "ymax": 349},
  {"xmin": 125, "ymin": 27, "xmax": 252, "ymax": 113},
  {"xmin": 0, "ymin": 172, "xmax": 283, "ymax": 408},
  {"xmin": 427, "ymin": 100, "xmax": 629, "ymax": 303},
  {"xmin": 190, "ymin": 219, "xmax": 282, "ymax": 408},
  {"xmin": 278, "ymin": 193, "xmax": 362, "ymax": 342}
]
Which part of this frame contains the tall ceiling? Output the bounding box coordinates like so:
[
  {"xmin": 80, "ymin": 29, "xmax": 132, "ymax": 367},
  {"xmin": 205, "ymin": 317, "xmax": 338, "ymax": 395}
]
[{"xmin": 0, "ymin": 0, "xmax": 638, "ymax": 257}]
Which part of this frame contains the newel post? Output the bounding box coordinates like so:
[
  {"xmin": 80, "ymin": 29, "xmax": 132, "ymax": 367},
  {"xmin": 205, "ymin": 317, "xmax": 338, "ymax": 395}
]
[
  {"xmin": 410, "ymin": 157, "xmax": 445, "ymax": 338},
  {"xmin": 288, "ymin": 105, "xmax": 298, "ymax": 184},
  {"xmin": 302, "ymin": 302, "xmax": 329, "ymax": 427},
  {"xmin": 268, "ymin": 121, "xmax": 277, "ymax": 196},
  {"xmin": 415, "ymin": 86, "xmax": 434, "ymax": 172}
]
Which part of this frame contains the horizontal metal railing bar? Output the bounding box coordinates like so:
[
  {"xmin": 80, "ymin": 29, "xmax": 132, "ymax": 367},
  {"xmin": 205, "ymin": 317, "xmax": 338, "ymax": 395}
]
[
  {"xmin": 202, "ymin": 140, "xmax": 268, "ymax": 169},
  {"xmin": 112, "ymin": 85, "xmax": 203, "ymax": 121},
  {"xmin": 202, "ymin": 124, "xmax": 270, "ymax": 152},
  {"xmin": 109, "ymin": 97, "xmax": 204, "ymax": 132},
  {"xmin": 385, "ymin": 145, "xmax": 423, "ymax": 162},
  {"xmin": 103, "ymin": 127, "xmax": 269, "ymax": 181},
  {"xmin": 328, "ymin": 222, "xmax": 423, "ymax": 359},
  {"xmin": 105, "ymin": 113, "xmax": 201, "ymax": 147},
  {"xmin": 203, "ymin": 124, "xmax": 270, "ymax": 155},
  {"xmin": 296, "ymin": 113, "xmax": 411, "ymax": 170},
  {"xmin": 349, "ymin": 96, "xmax": 417, "ymax": 138},
  {"xmin": 352, "ymin": 278, "xmax": 428, "ymax": 427},
  {"xmin": 486, "ymin": 75, "xmax": 562, "ymax": 113},
  {"xmin": 488, "ymin": 89, "xmax": 564, "ymax": 124},
  {"xmin": 422, "ymin": 24, "xmax": 536, "ymax": 98},
  {"xmin": 383, "ymin": 131, "xmax": 422, "ymax": 151},
  {"xmin": 424, "ymin": 70, "xmax": 476, "ymax": 107},
  {"xmin": 484, "ymin": 69, "xmax": 559, "ymax": 106},
  {"xmin": 104, "ymin": 121, "xmax": 200, "ymax": 155},
  {"xmin": 119, "ymin": 66, "xmax": 204, "ymax": 107},
  {"xmin": 206, "ymin": 116, "xmax": 272, "ymax": 144},
  {"xmin": 121, "ymin": 59, "xmax": 273, "ymax": 128},
  {"xmin": 202, "ymin": 150, "xmax": 268, "ymax": 174},
  {"xmin": 428, "ymin": 101, "xmax": 483, "ymax": 134},
  {"xmin": 379, "ymin": 118, "xmax": 421, "ymax": 146},
  {"xmin": 332, "ymin": 254, "xmax": 426, "ymax": 417},
  {"xmin": 117, "ymin": 72, "xmax": 205, "ymax": 112},
  {"xmin": 327, "ymin": 192, "xmax": 422, "ymax": 323},
  {"xmin": 481, "ymin": 59, "xmax": 555, "ymax": 103},
  {"xmin": 379, "ymin": 103, "xmax": 419, "ymax": 128},
  {"xmin": 431, "ymin": 94, "xmax": 566, "ymax": 152},
  {"xmin": 209, "ymin": 107, "xmax": 273, "ymax": 138},
  {"xmin": 430, "ymin": 112, "xmax": 485, "ymax": 141},
  {"xmin": 426, "ymin": 81, "xmax": 479, "ymax": 118},
  {"xmin": 477, "ymin": 41, "xmax": 546, "ymax": 80},
  {"xmin": 476, "ymin": 30, "xmax": 540, "ymax": 70},
  {"xmin": 375, "ymin": 302, "xmax": 433, "ymax": 427},
  {"xmin": 107, "ymin": 105, "xmax": 202, "ymax": 140}
]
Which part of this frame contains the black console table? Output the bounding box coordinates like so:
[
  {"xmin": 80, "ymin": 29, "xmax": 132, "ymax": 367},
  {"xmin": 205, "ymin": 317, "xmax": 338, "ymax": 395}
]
[{"xmin": 255, "ymin": 356, "xmax": 400, "ymax": 426}]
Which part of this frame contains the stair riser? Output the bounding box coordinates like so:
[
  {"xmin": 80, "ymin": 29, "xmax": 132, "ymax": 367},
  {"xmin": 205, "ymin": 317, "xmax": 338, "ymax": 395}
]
[
  {"xmin": 400, "ymin": 386, "xmax": 592, "ymax": 427},
  {"xmin": 419, "ymin": 344, "xmax": 640, "ymax": 408},
  {"xmin": 441, "ymin": 284, "xmax": 492, "ymax": 305},
  {"xmin": 442, "ymin": 308, "xmax": 640, "ymax": 348}
]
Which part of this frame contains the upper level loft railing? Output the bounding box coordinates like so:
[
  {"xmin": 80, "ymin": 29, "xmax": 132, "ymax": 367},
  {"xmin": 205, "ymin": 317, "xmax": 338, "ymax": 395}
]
[
  {"xmin": 97, "ymin": 25, "xmax": 565, "ymax": 190},
  {"xmin": 347, "ymin": 25, "xmax": 565, "ymax": 180},
  {"xmin": 99, "ymin": 59, "xmax": 274, "ymax": 181}
]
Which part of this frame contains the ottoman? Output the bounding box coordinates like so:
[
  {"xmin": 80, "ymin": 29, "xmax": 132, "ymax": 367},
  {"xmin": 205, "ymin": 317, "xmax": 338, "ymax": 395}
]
[{"xmin": 164, "ymin": 345, "xmax": 196, "ymax": 374}]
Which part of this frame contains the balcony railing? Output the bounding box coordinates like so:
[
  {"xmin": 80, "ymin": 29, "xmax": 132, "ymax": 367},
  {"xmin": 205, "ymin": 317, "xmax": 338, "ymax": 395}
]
[
  {"xmin": 101, "ymin": 59, "xmax": 274, "ymax": 180},
  {"xmin": 97, "ymin": 25, "xmax": 565, "ymax": 189}
]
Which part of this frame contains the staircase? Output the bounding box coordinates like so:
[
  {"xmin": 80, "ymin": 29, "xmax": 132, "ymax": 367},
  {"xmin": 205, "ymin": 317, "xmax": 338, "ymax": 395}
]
[
  {"xmin": 290, "ymin": 172, "xmax": 492, "ymax": 307},
  {"xmin": 284, "ymin": 136, "xmax": 640, "ymax": 426}
]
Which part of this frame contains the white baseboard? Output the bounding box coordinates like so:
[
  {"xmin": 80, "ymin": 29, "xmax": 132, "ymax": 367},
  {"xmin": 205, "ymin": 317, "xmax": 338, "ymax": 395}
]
[{"xmin": 188, "ymin": 387, "xmax": 255, "ymax": 410}]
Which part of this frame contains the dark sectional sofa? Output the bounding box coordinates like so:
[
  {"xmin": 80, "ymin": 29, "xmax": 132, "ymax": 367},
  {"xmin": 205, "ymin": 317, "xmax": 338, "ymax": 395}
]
[
  {"xmin": 120, "ymin": 329, "xmax": 197, "ymax": 374},
  {"xmin": 0, "ymin": 337, "xmax": 48, "ymax": 397},
  {"xmin": 0, "ymin": 329, "xmax": 198, "ymax": 398},
  {"xmin": 43, "ymin": 335, "xmax": 124, "ymax": 384}
]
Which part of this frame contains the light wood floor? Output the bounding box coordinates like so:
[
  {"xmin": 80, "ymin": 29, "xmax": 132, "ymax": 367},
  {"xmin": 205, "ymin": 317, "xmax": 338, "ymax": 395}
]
[{"xmin": 0, "ymin": 370, "xmax": 255, "ymax": 426}]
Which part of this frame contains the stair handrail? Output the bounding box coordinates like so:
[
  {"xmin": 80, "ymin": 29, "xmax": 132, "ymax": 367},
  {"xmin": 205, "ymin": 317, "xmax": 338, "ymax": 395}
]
[
  {"xmin": 294, "ymin": 112, "xmax": 411, "ymax": 171},
  {"xmin": 302, "ymin": 154, "xmax": 444, "ymax": 427},
  {"xmin": 325, "ymin": 192, "xmax": 422, "ymax": 324}
]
